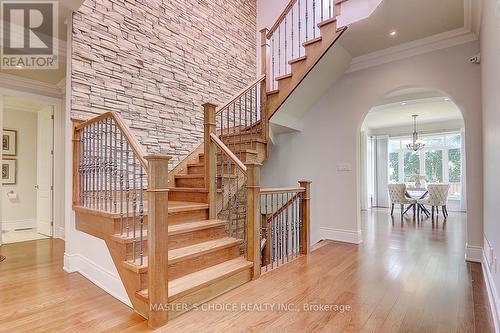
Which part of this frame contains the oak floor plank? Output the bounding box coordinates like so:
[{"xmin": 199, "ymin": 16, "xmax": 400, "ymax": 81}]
[{"xmin": 0, "ymin": 210, "xmax": 494, "ymax": 332}]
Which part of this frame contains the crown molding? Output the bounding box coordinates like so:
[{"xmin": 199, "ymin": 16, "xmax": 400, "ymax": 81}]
[
  {"xmin": 0, "ymin": 73, "xmax": 63, "ymax": 98},
  {"xmin": 347, "ymin": 28, "xmax": 478, "ymax": 73}
]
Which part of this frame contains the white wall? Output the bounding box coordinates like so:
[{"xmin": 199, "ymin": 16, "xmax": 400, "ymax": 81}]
[
  {"xmin": 481, "ymin": 0, "xmax": 500, "ymax": 324},
  {"xmin": 2, "ymin": 110, "xmax": 38, "ymax": 230},
  {"xmin": 262, "ymin": 41, "xmax": 483, "ymax": 249}
]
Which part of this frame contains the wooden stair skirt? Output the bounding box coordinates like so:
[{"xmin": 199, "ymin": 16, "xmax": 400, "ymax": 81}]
[{"xmin": 74, "ymin": 202, "xmax": 253, "ymax": 322}]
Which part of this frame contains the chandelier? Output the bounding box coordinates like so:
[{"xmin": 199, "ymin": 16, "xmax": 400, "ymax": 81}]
[{"xmin": 406, "ymin": 115, "xmax": 425, "ymax": 151}]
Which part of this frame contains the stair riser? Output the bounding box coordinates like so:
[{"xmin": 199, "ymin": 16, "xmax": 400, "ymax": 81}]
[
  {"xmin": 319, "ymin": 21, "xmax": 338, "ymax": 40},
  {"xmin": 175, "ymin": 177, "xmax": 205, "ymax": 188},
  {"xmin": 167, "ymin": 268, "xmax": 252, "ymax": 320},
  {"xmin": 169, "ymin": 225, "xmax": 227, "ymax": 250},
  {"xmin": 220, "ymin": 132, "xmax": 263, "ymax": 143},
  {"xmin": 169, "ymin": 208, "xmax": 209, "ymax": 225},
  {"xmin": 169, "ymin": 190, "xmax": 208, "ymax": 203},
  {"xmin": 168, "ymin": 245, "xmax": 241, "ymax": 280},
  {"xmin": 199, "ymin": 152, "xmax": 258, "ymax": 164},
  {"xmin": 187, "ymin": 164, "xmax": 205, "ymax": 174}
]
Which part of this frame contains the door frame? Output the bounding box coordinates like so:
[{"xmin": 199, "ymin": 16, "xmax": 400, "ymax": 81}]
[{"xmin": 0, "ymin": 88, "xmax": 64, "ymax": 245}]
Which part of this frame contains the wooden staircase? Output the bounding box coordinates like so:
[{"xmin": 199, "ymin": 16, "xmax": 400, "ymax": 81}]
[{"xmin": 72, "ymin": 0, "xmax": 349, "ymax": 328}]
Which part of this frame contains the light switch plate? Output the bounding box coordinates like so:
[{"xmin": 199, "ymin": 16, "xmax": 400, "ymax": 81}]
[{"xmin": 337, "ymin": 163, "xmax": 352, "ymax": 172}]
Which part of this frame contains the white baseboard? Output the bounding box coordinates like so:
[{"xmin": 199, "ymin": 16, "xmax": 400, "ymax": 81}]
[
  {"xmin": 1, "ymin": 219, "xmax": 36, "ymax": 231},
  {"xmin": 319, "ymin": 227, "xmax": 363, "ymax": 244},
  {"xmin": 482, "ymin": 251, "xmax": 500, "ymax": 333},
  {"xmin": 466, "ymin": 244, "xmax": 483, "ymax": 262},
  {"xmin": 63, "ymin": 253, "xmax": 132, "ymax": 307},
  {"xmin": 55, "ymin": 226, "xmax": 65, "ymax": 240}
]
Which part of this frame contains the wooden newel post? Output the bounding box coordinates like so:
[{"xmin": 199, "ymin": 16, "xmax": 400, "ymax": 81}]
[
  {"xmin": 246, "ymin": 162, "xmax": 261, "ymax": 279},
  {"xmin": 203, "ymin": 102, "xmax": 217, "ymax": 219},
  {"xmin": 145, "ymin": 155, "xmax": 171, "ymax": 329},
  {"xmin": 299, "ymin": 180, "xmax": 311, "ymax": 255}
]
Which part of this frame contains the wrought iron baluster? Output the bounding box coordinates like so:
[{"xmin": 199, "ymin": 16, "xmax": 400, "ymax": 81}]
[
  {"xmin": 119, "ymin": 131, "xmax": 124, "ymax": 235},
  {"xmin": 125, "ymin": 142, "xmax": 130, "ymax": 237},
  {"xmin": 313, "ymin": 0, "xmax": 317, "ymax": 38},
  {"xmin": 305, "ymin": 0, "xmax": 309, "ymax": 40},
  {"xmin": 298, "ymin": 0, "xmax": 302, "ymax": 57},
  {"xmin": 227, "ymin": 160, "xmax": 232, "ymax": 237},
  {"xmin": 132, "ymin": 154, "xmax": 137, "ymax": 262},
  {"xmin": 113, "ymin": 122, "xmax": 118, "ymax": 213},
  {"xmin": 291, "ymin": 5, "xmax": 294, "ymax": 59},
  {"xmin": 139, "ymin": 165, "xmax": 144, "ymax": 266}
]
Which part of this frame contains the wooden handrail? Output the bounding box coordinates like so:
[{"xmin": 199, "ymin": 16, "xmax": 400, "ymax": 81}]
[
  {"xmin": 264, "ymin": 192, "xmax": 300, "ymax": 224},
  {"xmin": 267, "ymin": 0, "xmax": 298, "ymax": 38},
  {"xmin": 217, "ymin": 75, "xmax": 265, "ymax": 114},
  {"xmin": 75, "ymin": 112, "xmax": 148, "ymax": 170},
  {"xmin": 260, "ymin": 187, "xmax": 305, "ymax": 194},
  {"xmin": 209, "ymin": 133, "xmax": 247, "ymax": 174}
]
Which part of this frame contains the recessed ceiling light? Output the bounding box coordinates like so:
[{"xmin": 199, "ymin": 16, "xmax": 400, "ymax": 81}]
[
  {"xmin": 444, "ymin": 98, "xmax": 450, "ymax": 101},
  {"xmin": 389, "ymin": 30, "xmax": 398, "ymax": 37},
  {"xmin": 401, "ymin": 102, "xmax": 407, "ymax": 105}
]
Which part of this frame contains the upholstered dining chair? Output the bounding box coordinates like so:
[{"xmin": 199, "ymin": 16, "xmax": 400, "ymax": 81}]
[
  {"xmin": 417, "ymin": 184, "xmax": 450, "ymax": 218},
  {"xmin": 388, "ymin": 184, "xmax": 417, "ymax": 218}
]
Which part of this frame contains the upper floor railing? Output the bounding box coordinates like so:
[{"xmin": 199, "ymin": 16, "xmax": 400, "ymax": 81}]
[{"xmin": 263, "ymin": 0, "xmax": 344, "ymax": 90}]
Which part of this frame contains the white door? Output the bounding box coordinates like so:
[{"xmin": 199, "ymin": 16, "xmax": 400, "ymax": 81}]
[{"xmin": 36, "ymin": 106, "xmax": 53, "ymax": 236}]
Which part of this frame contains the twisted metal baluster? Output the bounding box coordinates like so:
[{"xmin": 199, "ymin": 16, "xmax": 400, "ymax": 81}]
[
  {"xmin": 298, "ymin": 0, "xmax": 302, "ymax": 57},
  {"xmin": 227, "ymin": 160, "xmax": 232, "ymax": 237},
  {"xmin": 139, "ymin": 165, "xmax": 145, "ymax": 266},
  {"xmin": 113, "ymin": 122, "xmax": 118, "ymax": 213},
  {"xmin": 313, "ymin": 0, "xmax": 317, "ymax": 38},
  {"xmin": 278, "ymin": 26, "xmax": 281, "ymax": 80},
  {"xmin": 321, "ymin": 0, "xmax": 324, "ymax": 22},
  {"xmin": 286, "ymin": 192, "xmax": 289, "ymax": 260},
  {"xmin": 119, "ymin": 131, "xmax": 124, "ymax": 235},
  {"xmin": 125, "ymin": 142, "xmax": 130, "ymax": 237},
  {"xmin": 305, "ymin": 0, "xmax": 309, "ymax": 40},
  {"xmin": 284, "ymin": 16, "xmax": 287, "ymax": 72},
  {"xmin": 291, "ymin": 5, "xmax": 294, "ymax": 59},
  {"xmin": 132, "ymin": 154, "xmax": 137, "ymax": 262},
  {"xmin": 271, "ymin": 193, "xmax": 274, "ymax": 269},
  {"xmin": 239, "ymin": 96, "xmax": 243, "ymax": 160},
  {"xmin": 329, "ymin": 0, "xmax": 332, "ymax": 19}
]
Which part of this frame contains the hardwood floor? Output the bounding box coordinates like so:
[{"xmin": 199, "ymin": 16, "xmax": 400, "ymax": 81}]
[{"xmin": 0, "ymin": 209, "xmax": 494, "ymax": 332}]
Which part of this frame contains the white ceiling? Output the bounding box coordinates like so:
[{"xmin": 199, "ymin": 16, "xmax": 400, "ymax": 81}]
[
  {"xmin": 363, "ymin": 88, "xmax": 463, "ymax": 130},
  {"xmin": 339, "ymin": 0, "xmax": 466, "ymax": 57}
]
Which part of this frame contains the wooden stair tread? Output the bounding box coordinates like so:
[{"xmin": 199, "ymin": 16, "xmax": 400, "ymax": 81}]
[
  {"xmin": 73, "ymin": 200, "xmax": 207, "ymax": 218},
  {"xmin": 123, "ymin": 237, "xmax": 243, "ymax": 273},
  {"xmin": 303, "ymin": 36, "xmax": 322, "ymax": 47},
  {"xmin": 288, "ymin": 55, "xmax": 307, "ymax": 65},
  {"xmin": 168, "ymin": 219, "xmax": 226, "ymax": 235},
  {"xmin": 169, "ymin": 237, "xmax": 243, "ymax": 264},
  {"xmin": 198, "ymin": 149, "xmax": 258, "ymax": 157},
  {"xmin": 175, "ymin": 174, "xmax": 236, "ymax": 179},
  {"xmin": 275, "ymin": 73, "xmax": 292, "ymax": 81},
  {"xmin": 317, "ymin": 17, "xmax": 337, "ymax": 28},
  {"xmin": 111, "ymin": 219, "xmax": 226, "ymax": 243},
  {"xmin": 168, "ymin": 201, "xmax": 209, "ymax": 213},
  {"xmin": 136, "ymin": 257, "xmax": 253, "ymax": 302},
  {"xmin": 169, "ymin": 187, "xmax": 208, "ymax": 193},
  {"xmin": 267, "ymin": 89, "xmax": 279, "ymax": 96}
]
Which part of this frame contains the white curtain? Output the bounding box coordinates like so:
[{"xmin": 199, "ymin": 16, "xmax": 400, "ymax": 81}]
[{"xmin": 375, "ymin": 136, "xmax": 390, "ymax": 207}]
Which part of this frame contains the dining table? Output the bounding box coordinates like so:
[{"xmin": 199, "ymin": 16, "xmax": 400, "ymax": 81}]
[{"xmin": 405, "ymin": 186, "xmax": 430, "ymax": 217}]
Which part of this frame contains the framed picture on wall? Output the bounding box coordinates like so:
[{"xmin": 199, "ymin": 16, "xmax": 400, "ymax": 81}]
[
  {"xmin": 2, "ymin": 158, "xmax": 16, "ymax": 185},
  {"xmin": 2, "ymin": 129, "xmax": 17, "ymax": 156}
]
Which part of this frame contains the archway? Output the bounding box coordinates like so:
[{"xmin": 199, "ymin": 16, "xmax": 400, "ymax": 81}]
[{"xmin": 358, "ymin": 85, "xmax": 468, "ymax": 248}]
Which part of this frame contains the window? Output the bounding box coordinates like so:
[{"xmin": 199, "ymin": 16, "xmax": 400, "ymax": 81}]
[
  {"xmin": 404, "ymin": 152, "xmax": 419, "ymax": 182},
  {"xmin": 425, "ymin": 150, "xmax": 443, "ymax": 182},
  {"xmin": 389, "ymin": 152, "xmax": 399, "ymax": 182},
  {"xmin": 388, "ymin": 132, "xmax": 462, "ymax": 199}
]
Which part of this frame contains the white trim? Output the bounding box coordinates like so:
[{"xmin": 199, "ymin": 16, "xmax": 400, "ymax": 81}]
[
  {"xmin": 1, "ymin": 219, "xmax": 36, "ymax": 231},
  {"xmin": 466, "ymin": 244, "xmax": 483, "ymax": 262},
  {"xmin": 483, "ymin": 250, "xmax": 500, "ymax": 333},
  {"xmin": 320, "ymin": 227, "xmax": 363, "ymax": 244},
  {"xmin": 0, "ymin": 73, "xmax": 63, "ymax": 98},
  {"xmin": 63, "ymin": 253, "xmax": 132, "ymax": 307},
  {"xmin": 347, "ymin": 28, "xmax": 478, "ymax": 73}
]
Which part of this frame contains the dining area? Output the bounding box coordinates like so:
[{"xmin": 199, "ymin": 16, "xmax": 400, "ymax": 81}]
[{"xmin": 388, "ymin": 183, "xmax": 451, "ymax": 220}]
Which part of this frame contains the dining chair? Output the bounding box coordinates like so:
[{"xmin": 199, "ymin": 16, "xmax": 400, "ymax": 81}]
[
  {"xmin": 388, "ymin": 184, "xmax": 417, "ymax": 218},
  {"xmin": 417, "ymin": 184, "xmax": 450, "ymax": 218}
]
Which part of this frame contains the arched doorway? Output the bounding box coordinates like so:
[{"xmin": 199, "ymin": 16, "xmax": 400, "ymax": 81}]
[{"xmin": 358, "ymin": 86, "xmax": 467, "ymax": 245}]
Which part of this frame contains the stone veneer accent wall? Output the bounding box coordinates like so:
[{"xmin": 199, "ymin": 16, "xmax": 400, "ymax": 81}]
[{"xmin": 72, "ymin": 0, "xmax": 257, "ymax": 166}]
